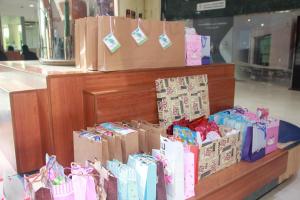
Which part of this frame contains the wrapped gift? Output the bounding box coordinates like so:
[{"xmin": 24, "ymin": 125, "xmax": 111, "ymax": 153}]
[
  {"xmin": 173, "ymin": 125, "xmax": 197, "ymax": 145},
  {"xmin": 107, "ymin": 160, "xmax": 139, "ymax": 200},
  {"xmin": 185, "ymin": 34, "xmax": 202, "ymax": 66},
  {"xmin": 127, "ymin": 154, "xmax": 157, "ymax": 200},
  {"xmin": 160, "ymin": 136, "xmax": 184, "ymax": 200}
]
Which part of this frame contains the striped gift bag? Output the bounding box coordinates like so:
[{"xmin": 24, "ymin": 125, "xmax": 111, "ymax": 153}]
[{"xmin": 51, "ymin": 178, "xmax": 74, "ymax": 200}]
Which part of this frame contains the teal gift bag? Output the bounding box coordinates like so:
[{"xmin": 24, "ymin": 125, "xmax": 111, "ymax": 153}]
[{"xmin": 128, "ymin": 154, "xmax": 157, "ymax": 200}]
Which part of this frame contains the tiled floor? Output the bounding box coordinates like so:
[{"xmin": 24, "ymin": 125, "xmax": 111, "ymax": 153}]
[
  {"xmin": 235, "ymin": 80, "xmax": 300, "ymax": 200},
  {"xmin": 0, "ymin": 80, "xmax": 300, "ymax": 199}
]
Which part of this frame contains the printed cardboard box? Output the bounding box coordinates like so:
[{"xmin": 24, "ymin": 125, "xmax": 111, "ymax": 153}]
[
  {"xmin": 198, "ymin": 127, "xmax": 241, "ymax": 180},
  {"xmin": 156, "ymin": 74, "xmax": 209, "ymax": 127}
]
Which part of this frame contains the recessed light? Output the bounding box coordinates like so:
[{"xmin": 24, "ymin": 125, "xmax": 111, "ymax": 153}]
[
  {"xmin": 247, "ymin": 18, "xmax": 251, "ymax": 22},
  {"xmin": 29, "ymin": 4, "xmax": 35, "ymax": 8},
  {"xmin": 261, "ymin": 23, "xmax": 264, "ymax": 27}
]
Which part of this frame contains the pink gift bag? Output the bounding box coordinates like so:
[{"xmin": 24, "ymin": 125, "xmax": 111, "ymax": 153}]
[
  {"xmin": 71, "ymin": 164, "xmax": 97, "ymax": 200},
  {"xmin": 185, "ymin": 34, "xmax": 202, "ymax": 66},
  {"xmin": 265, "ymin": 119, "xmax": 279, "ymax": 154},
  {"xmin": 184, "ymin": 148, "xmax": 195, "ymax": 199},
  {"xmin": 51, "ymin": 178, "xmax": 74, "ymax": 200}
]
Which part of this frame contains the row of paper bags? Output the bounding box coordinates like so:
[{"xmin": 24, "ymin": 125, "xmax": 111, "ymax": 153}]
[
  {"xmin": 209, "ymin": 107, "xmax": 279, "ymax": 162},
  {"xmin": 75, "ymin": 16, "xmax": 211, "ymax": 71},
  {"xmin": 73, "ymin": 121, "xmax": 164, "ymax": 165}
]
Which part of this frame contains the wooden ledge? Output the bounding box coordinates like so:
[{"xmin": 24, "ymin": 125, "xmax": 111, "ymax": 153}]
[{"xmin": 190, "ymin": 150, "xmax": 288, "ymax": 200}]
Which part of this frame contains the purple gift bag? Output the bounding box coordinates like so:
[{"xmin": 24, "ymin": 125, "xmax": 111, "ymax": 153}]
[{"xmin": 241, "ymin": 125, "xmax": 266, "ymax": 162}]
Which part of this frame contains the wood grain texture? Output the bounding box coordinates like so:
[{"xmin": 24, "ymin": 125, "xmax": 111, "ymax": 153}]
[
  {"xmin": 10, "ymin": 91, "xmax": 44, "ymax": 173},
  {"xmin": 48, "ymin": 64, "xmax": 235, "ymax": 166},
  {"xmin": 37, "ymin": 90, "xmax": 54, "ymax": 156},
  {"xmin": 47, "ymin": 76, "xmax": 85, "ymax": 166},
  {"xmin": 190, "ymin": 150, "xmax": 288, "ymax": 200}
]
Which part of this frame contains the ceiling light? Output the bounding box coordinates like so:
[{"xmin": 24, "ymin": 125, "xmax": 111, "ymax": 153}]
[
  {"xmin": 247, "ymin": 18, "xmax": 251, "ymax": 22},
  {"xmin": 261, "ymin": 23, "xmax": 264, "ymax": 27},
  {"xmin": 29, "ymin": 4, "xmax": 35, "ymax": 8}
]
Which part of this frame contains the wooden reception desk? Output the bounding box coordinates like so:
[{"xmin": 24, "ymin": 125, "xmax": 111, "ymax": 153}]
[{"xmin": 0, "ymin": 61, "xmax": 288, "ymax": 199}]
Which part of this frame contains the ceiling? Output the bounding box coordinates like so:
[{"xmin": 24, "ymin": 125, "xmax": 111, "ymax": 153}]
[{"xmin": 0, "ymin": 0, "xmax": 38, "ymax": 21}]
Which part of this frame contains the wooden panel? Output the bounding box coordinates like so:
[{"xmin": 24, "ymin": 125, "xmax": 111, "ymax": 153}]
[
  {"xmin": 10, "ymin": 91, "xmax": 44, "ymax": 173},
  {"xmin": 83, "ymin": 92, "xmax": 97, "ymax": 127},
  {"xmin": 48, "ymin": 76, "xmax": 85, "ymax": 166},
  {"xmin": 191, "ymin": 150, "xmax": 288, "ymax": 200},
  {"xmin": 0, "ymin": 89, "xmax": 16, "ymax": 170},
  {"xmin": 48, "ymin": 64, "xmax": 235, "ymax": 166},
  {"xmin": 37, "ymin": 90, "xmax": 54, "ymax": 156}
]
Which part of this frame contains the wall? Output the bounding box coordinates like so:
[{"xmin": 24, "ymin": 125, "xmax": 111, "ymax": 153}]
[
  {"xmin": 118, "ymin": 0, "xmax": 145, "ymax": 18},
  {"xmin": 233, "ymin": 10, "xmax": 300, "ymax": 69}
]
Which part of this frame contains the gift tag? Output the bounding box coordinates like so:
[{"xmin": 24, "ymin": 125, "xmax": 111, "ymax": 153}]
[
  {"xmin": 159, "ymin": 33, "xmax": 172, "ymax": 49},
  {"xmin": 103, "ymin": 33, "xmax": 121, "ymax": 53},
  {"xmin": 132, "ymin": 27, "xmax": 148, "ymax": 46}
]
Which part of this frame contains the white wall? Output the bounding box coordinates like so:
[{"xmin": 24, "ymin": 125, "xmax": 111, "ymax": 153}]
[{"xmin": 233, "ymin": 10, "xmax": 300, "ymax": 69}]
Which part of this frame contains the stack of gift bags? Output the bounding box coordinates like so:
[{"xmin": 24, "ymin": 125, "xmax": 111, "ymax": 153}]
[{"xmin": 209, "ymin": 107, "xmax": 279, "ymax": 162}]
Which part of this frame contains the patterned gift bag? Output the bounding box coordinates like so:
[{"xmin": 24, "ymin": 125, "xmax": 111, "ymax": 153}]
[
  {"xmin": 128, "ymin": 154, "xmax": 157, "ymax": 200},
  {"xmin": 184, "ymin": 148, "xmax": 195, "ymax": 199},
  {"xmin": 265, "ymin": 118, "xmax": 279, "ymax": 154},
  {"xmin": 107, "ymin": 160, "xmax": 139, "ymax": 200},
  {"xmin": 185, "ymin": 34, "xmax": 202, "ymax": 66},
  {"xmin": 51, "ymin": 178, "xmax": 74, "ymax": 200}
]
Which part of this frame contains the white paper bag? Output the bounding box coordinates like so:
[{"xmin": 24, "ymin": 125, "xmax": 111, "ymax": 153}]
[{"xmin": 160, "ymin": 136, "xmax": 184, "ymax": 200}]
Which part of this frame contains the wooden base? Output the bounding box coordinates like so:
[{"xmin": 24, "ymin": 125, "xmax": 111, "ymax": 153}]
[{"xmin": 191, "ymin": 150, "xmax": 288, "ymax": 200}]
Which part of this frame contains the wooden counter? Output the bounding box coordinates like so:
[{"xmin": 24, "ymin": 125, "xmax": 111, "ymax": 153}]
[{"xmin": 1, "ymin": 61, "xmax": 234, "ymax": 172}]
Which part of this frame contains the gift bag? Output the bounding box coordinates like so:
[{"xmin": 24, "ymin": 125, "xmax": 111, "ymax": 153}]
[
  {"xmin": 188, "ymin": 145, "xmax": 199, "ymax": 184},
  {"xmin": 185, "ymin": 34, "xmax": 202, "ymax": 66},
  {"xmin": 160, "ymin": 136, "xmax": 184, "ymax": 200},
  {"xmin": 156, "ymin": 161, "xmax": 167, "ymax": 200},
  {"xmin": 91, "ymin": 160, "xmax": 118, "ymax": 200},
  {"xmin": 71, "ymin": 164, "xmax": 97, "ymax": 200},
  {"xmin": 128, "ymin": 154, "xmax": 157, "ymax": 200},
  {"xmin": 51, "ymin": 178, "xmax": 74, "ymax": 200},
  {"xmin": 265, "ymin": 118, "xmax": 279, "ymax": 154},
  {"xmin": 242, "ymin": 123, "xmax": 266, "ymax": 162},
  {"xmin": 107, "ymin": 160, "xmax": 139, "ymax": 200},
  {"xmin": 184, "ymin": 148, "xmax": 195, "ymax": 199},
  {"xmin": 24, "ymin": 170, "xmax": 52, "ymax": 200},
  {"xmin": 200, "ymin": 35, "xmax": 210, "ymax": 65},
  {"xmin": 100, "ymin": 123, "xmax": 139, "ymax": 163}
]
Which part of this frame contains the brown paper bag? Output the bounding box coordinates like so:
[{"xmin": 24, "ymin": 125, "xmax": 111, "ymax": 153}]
[
  {"xmin": 75, "ymin": 19, "xmax": 80, "ymax": 67},
  {"xmin": 79, "ymin": 17, "xmax": 87, "ymax": 70},
  {"xmin": 86, "ymin": 16, "xmax": 98, "ymax": 71},
  {"xmin": 101, "ymin": 134, "xmax": 123, "ymax": 162},
  {"xmin": 73, "ymin": 131, "xmax": 106, "ymax": 163},
  {"xmin": 118, "ymin": 131, "xmax": 139, "ymax": 163},
  {"xmin": 97, "ymin": 16, "xmax": 185, "ymax": 71},
  {"xmin": 131, "ymin": 120, "xmax": 165, "ymax": 151}
]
